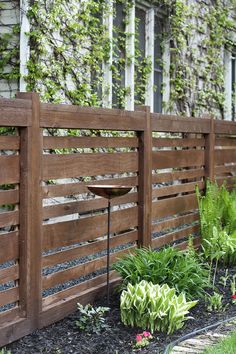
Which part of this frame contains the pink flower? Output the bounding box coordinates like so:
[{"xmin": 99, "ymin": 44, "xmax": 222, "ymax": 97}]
[
  {"xmin": 143, "ymin": 331, "xmax": 151, "ymax": 337},
  {"xmin": 231, "ymin": 295, "xmax": 236, "ymax": 299},
  {"xmin": 136, "ymin": 335, "xmax": 143, "ymax": 342}
]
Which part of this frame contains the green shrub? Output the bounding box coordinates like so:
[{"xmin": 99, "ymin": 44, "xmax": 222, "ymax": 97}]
[
  {"xmin": 76, "ymin": 303, "xmax": 110, "ymax": 334},
  {"xmin": 113, "ymin": 245, "xmax": 209, "ymax": 300},
  {"xmin": 120, "ymin": 280, "xmax": 197, "ymax": 334},
  {"xmin": 197, "ymin": 181, "xmax": 236, "ymax": 265}
]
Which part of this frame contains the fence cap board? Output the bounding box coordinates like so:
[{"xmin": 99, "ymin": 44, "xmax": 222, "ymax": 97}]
[
  {"xmin": 151, "ymin": 113, "xmax": 211, "ymax": 133},
  {"xmin": 215, "ymin": 120, "xmax": 236, "ymax": 135}
]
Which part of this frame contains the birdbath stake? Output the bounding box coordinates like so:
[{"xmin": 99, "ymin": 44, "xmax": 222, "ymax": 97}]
[{"xmin": 86, "ymin": 185, "xmax": 133, "ymax": 306}]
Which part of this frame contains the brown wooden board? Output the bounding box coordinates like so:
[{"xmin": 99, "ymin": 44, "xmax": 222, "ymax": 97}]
[
  {"xmin": 152, "ymin": 150, "xmax": 205, "ymax": 169},
  {"xmin": 215, "ymin": 138, "xmax": 236, "ymax": 147},
  {"xmin": 0, "ymin": 231, "xmax": 19, "ymax": 263},
  {"xmin": 0, "ymin": 155, "xmax": 19, "ymax": 184},
  {"xmin": 151, "ymin": 114, "xmax": 211, "ymax": 133},
  {"xmin": 152, "ymin": 224, "xmax": 200, "ymax": 248},
  {"xmin": 152, "ymin": 181, "xmax": 204, "ymax": 198},
  {"xmin": 0, "ymin": 287, "xmax": 19, "ymax": 307},
  {"xmin": 215, "ymin": 120, "xmax": 236, "ymax": 135},
  {"xmin": 0, "ymin": 189, "xmax": 19, "ymax": 206},
  {"xmin": 215, "ymin": 150, "xmax": 236, "ymax": 165},
  {"xmin": 43, "ymin": 230, "xmax": 138, "ymax": 268},
  {"xmin": 42, "ymin": 246, "xmax": 134, "ymax": 290},
  {"xmin": 43, "ymin": 192, "xmax": 138, "ymax": 219},
  {"xmin": 40, "ymin": 105, "xmax": 145, "ymax": 131},
  {"xmin": 0, "ymin": 210, "xmax": 19, "ymax": 228},
  {"xmin": 0, "ymin": 107, "xmax": 31, "ymax": 127},
  {"xmin": 0, "ymin": 136, "xmax": 20, "ymax": 150},
  {"xmin": 152, "ymin": 212, "xmax": 199, "ymax": 234},
  {"xmin": 43, "ymin": 136, "xmax": 138, "ymax": 149},
  {"xmin": 42, "ymin": 176, "xmax": 138, "ymax": 198},
  {"xmin": 152, "ymin": 194, "xmax": 198, "ymax": 220},
  {"xmin": 0, "ymin": 264, "xmax": 19, "ymax": 285},
  {"xmin": 43, "ymin": 152, "xmax": 138, "ymax": 180},
  {"xmin": 43, "ymin": 206, "xmax": 138, "ymax": 251},
  {"xmin": 152, "ymin": 138, "xmax": 205, "ymax": 148},
  {"xmin": 152, "ymin": 168, "xmax": 205, "ymax": 184}
]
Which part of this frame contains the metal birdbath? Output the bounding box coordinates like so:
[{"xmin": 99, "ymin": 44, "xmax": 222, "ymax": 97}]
[{"xmin": 87, "ymin": 185, "xmax": 133, "ymax": 306}]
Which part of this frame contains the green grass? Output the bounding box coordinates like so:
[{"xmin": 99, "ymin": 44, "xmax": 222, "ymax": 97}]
[{"xmin": 202, "ymin": 330, "xmax": 236, "ymax": 354}]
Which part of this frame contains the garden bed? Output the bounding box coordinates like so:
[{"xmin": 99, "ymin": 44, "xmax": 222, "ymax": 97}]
[{"xmin": 5, "ymin": 266, "xmax": 236, "ymax": 354}]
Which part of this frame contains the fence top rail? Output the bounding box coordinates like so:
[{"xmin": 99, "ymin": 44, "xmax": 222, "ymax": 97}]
[
  {"xmin": 215, "ymin": 120, "xmax": 236, "ymax": 135},
  {"xmin": 151, "ymin": 113, "xmax": 212, "ymax": 133},
  {"xmin": 40, "ymin": 103, "xmax": 146, "ymax": 131},
  {"xmin": 0, "ymin": 98, "xmax": 32, "ymax": 127}
]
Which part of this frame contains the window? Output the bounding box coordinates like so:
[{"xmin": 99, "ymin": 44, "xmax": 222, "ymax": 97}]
[
  {"xmin": 232, "ymin": 54, "xmax": 235, "ymax": 121},
  {"xmin": 102, "ymin": 1, "xmax": 167, "ymax": 112}
]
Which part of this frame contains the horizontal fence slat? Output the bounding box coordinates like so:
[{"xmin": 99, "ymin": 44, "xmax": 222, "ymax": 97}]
[
  {"xmin": 152, "ymin": 212, "xmax": 199, "ymax": 234},
  {"xmin": 0, "ymin": 264, "xmax": 19, "ymax": 285},
  {"xmin": 151, "ymin": 114, "xmax": 211, "ymax": 133},
  {"xmin": 42, "ymin": 176, "xmax": 138, "ymax": 199},
  {"xmin": 42, "ymin": 271, "xmax": 119, "ymax": 308},
  {"xmin": 152, "ymin": 181, "xmax": 204, "ymax": 198},
  {"xmin": 0, "ymin": 189, "xmax": 19, "ymax": 206},
  {"xmin": 43, "ymin": 246, "xmax": 134, "ymax": 290},
  {"xmin": 0, "ymin": 97, "xmax": 32, "ymax": 109},
  {"xmin": 43, "ymin": 192, "xmax": 137, "ymax": 219},
  {"xmin": 0, "ymin": 307, "xmax": 20, "ymax": 327},
  {"xmin": 43, "ymin": 206, "xmax": 138, "ymax": 251},
  {"xmin": 152, "ymin": 224, "xmax": 200, "ymax": 249},
  {"xmin": 215, "ymin": 165, "xmax": 236, "ymax": 175},
  {"xmin": 176, "ymin": 236, "xmax": 201, "ymax": 251},
  {"xmin": 43, "ymin": 152, "xmax": 138, "ymax": 180},
  {"xmin": 0, "ymin": 210, "xmax": 19, "ymax": 228},
  {"xmin": 0, "ymin": 231, "xmax": 19, "ymax": 263},
  {"xmin": 0, "ymin": 107, "xmax": 31, "ymax": 127},
  {"xmin": 215, "ymin": 120, "xmax": 236, "ymax": 135},
  {"xmin": 152, "ymin": 168, "xmax": 205, "ymax": 184},
  {"xmin": 153, "ymin": 150, "xmax": 205, "ymax": 169},
  {"xmin": 43, "ymin": 136, "xmax": 138, "ymax": 149},
  {"xmin": 43, "ymin": 230, "xmax": 138, "ymax": 268},
  {"xmin": 0, "ymin": 136, "xmax": 20, "ymax": 150},
  {"xmin": 40, "ymin": 106, "xmax": 145, "ymax": 131},
  {"xmin": 0, "ymin": 287, "xmax": 19, "ymax": 307},
  {"xmin": 152, "ymin": 194, "xmax": 198, "ymax": 220},
  {"xmin": 0, "ymin": 156, "xmax": 19, "ymax": 184},
  {"xmin": 215, "ymin": 138, "xmax": 236, "ymax": 147},
  {"xmin": 152, "ymin": 138, "xmax": 205, "ymax": 148},
  {"xmin": 215, "ymin": 150, "xmax": 236, "ymax": 165}
]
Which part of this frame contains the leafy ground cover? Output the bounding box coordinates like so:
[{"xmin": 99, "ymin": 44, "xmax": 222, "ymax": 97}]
[{"xmin": 4, "ymin": 266, "xmax": 236, "ymax": 354}]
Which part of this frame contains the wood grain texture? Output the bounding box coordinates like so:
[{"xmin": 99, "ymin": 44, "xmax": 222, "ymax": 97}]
[
  {"xmin": 152, "ymin": 168, "xmax": 205, "ymax": 184},
  {"xmin": 0, "ymin": 155, "xmax": 19, "ymax": 184},
  {"xmin": 0, "ymin": 136, "xmax": 20, "ymax": 150},
  {"xmin": 43, "ymin": 206, "xmax": 138, "ymax": 251},
  {"xmin": 152, "ymin": 194, "xmax": 198, "ymax": 220},
  {"xmin": 0, "ymin": 264, "xmax": 19, "ymax": 285},
  {"xmin": 151, "ymin": 114, "xmax": 211, "ymax": 133},
  {"xmin": 43, "ymin": 136, "xmax": 138, "ymax": 149},
  {"xmin": 0, "ymin": 231, "xmax": 19, "ymax": 263},
  {"xmin": 0, "ymin": 287, "xmax": 19, "ymax": 307},
  {"xmin": 43, "ymin": 152, "xmax": 138, "ymax": 180},
  {"xmin": 152, "ymin": 150, "xmax": 205, "ymax": 169},
  {"xmin": 0, "ymin": 189, "xmax": 19, "ymax": 206},
  {"xmin": 0, "ymin": 210, "xmax": 19, "ymax": 227},
  {"xmin": 152, "ymin": 224, "xmax": 200, "ymax": 248},
  {"xmin": 152, "ymin": 138, "xmax": 205, "ymax": 147},
  {"xmin": 152, "ymin": 212, "xmax": 199, "ymax": 234},
  {"xmin": 152, "ymin": 181, "xmax": 204, "ymax": 198}
]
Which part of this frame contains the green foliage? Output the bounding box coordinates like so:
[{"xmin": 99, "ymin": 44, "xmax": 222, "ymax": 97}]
[
  {"xmin": 0, "ymin": 349, "xmax": 11, "ymax": 354},
  {"xmin": 206, "ymin": 291, "xmax": 224, "ymax": 312},
  {"xmin": 120, "ymin": 280, "xmax": 197, "ymax": 334},
  {"xmin": 202, "ymin": 330, "xmax": 236, "ymax": 354},
  {"xmin": 197, "ymin": 181, "xmax": 236, "ymax": 266},
  {"xmin": 76, "ymin": 303, "xmax": 110, "ymax": 334},
  {"xmin": 113, "ymin": 245, "xmax": 209, "ymax": 300}
]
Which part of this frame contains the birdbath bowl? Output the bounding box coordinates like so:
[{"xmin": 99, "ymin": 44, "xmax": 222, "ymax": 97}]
[
  {"xmin": 87, "ymin": 185, "xmax": 133, "ymax": 199},
  {"xmin": 87, "ymin": 184, "xmax": 133, "ymax": 305}
]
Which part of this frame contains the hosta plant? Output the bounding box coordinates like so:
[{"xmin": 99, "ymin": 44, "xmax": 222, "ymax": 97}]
[{"xmin": 120, "ymin": 280, "xmax": 197, "ymax": 334}]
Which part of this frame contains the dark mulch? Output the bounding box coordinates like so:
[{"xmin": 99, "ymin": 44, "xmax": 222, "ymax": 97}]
[{"xmin": 5, "ymin": 267, "xmax": 236, "ymax": 354}]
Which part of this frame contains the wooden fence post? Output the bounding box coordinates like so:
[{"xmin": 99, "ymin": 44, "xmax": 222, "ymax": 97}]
[
  {"xmin": 17, "ymin": 92, "xmax": 43, "ymax": 328},
  {"xmin": 136, "ymin": 106, "xmax": 152, "ymax": 247},
  {"xmin": 205, "ymin": 117, "xmax": 215, "ymax": 182}
]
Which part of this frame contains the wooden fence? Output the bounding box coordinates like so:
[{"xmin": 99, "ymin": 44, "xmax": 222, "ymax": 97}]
[{"xmin": 0, "ymin": 93, "xmax": 235, "ymax": 346}]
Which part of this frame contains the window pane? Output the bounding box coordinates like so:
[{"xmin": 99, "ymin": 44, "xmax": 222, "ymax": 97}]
[{"xmin": 154, "ymin": 70, "xmax": 162, "ymax": 113}]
